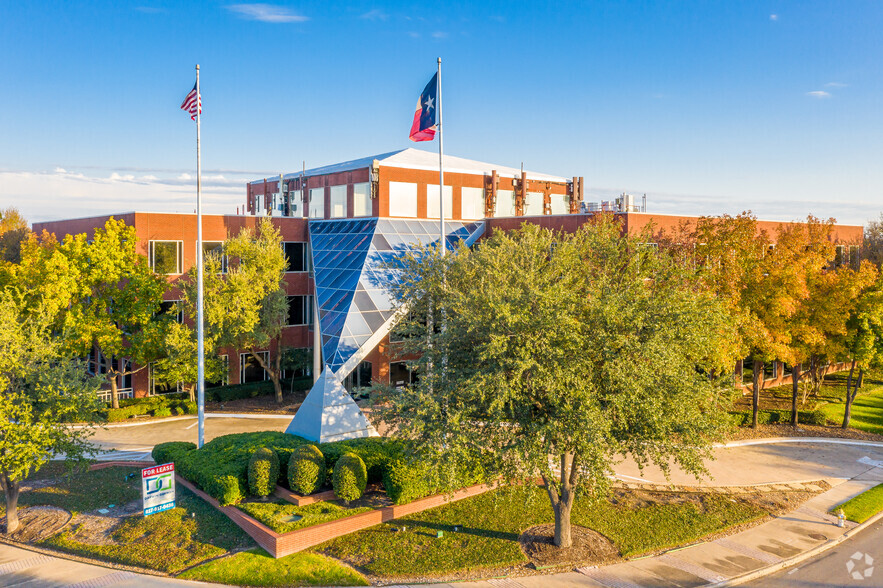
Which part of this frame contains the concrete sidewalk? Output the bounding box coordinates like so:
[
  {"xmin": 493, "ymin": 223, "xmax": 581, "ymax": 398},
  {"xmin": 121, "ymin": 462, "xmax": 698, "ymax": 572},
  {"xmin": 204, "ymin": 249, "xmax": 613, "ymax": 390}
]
[
  {"xmin": 0, "ymin": 541, "xmax": 225, "ymax": 587},
  {"xmin": 425, "ymin": 474, "xmax": 883, "ymax": 587}
]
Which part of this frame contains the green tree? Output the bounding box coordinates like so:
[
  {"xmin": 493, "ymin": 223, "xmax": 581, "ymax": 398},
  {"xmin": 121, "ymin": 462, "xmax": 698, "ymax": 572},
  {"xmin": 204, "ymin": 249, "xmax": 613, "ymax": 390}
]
[
  {"xmin": 840, "ymin": 271, "xmax": 883, "ymax": 428},
  {"xmin": 0, "ymin": 290, "xmax": 101, "ymax": 533},
  {"xmin": 59, "ymin": 219, "xmax": 169, "ymax": 409},
  {"xmin": 203, "ymin": 218, "xmax": 288, "ymax": 403},
  {"xmin": 385, "ymin": 218, "xmax": 733, "ymax": 547},
  {"xmin": 863, "ymin": 213, "xmax": 883, "ymax": 269},
  {"xmin": 0, "ymin": 208, "xmax": 29, "ymax": 265}
]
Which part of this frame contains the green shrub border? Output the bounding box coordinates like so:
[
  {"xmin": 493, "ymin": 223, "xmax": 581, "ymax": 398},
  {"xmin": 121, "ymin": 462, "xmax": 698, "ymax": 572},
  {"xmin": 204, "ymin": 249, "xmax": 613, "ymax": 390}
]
[{"xmin": 731, "ymin": 409, "xmax": 827, "ymax": 427}]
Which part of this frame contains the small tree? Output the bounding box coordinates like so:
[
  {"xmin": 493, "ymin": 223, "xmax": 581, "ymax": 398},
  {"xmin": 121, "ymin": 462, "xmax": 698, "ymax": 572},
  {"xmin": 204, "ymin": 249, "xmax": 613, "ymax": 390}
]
[
  {"xmin": 60, "ymin": 219, "xmax": 169, "ymax": 409},
  {"xmin": 840, "ymin": 272, "xmax": 883, "ymax": 428},
  {"xmin": 0, "ymin": 291, "xmax": 101, "ymax": 533},
  {"xmin": 386, "ymin": 218, "xmax": 733, "ymax": 547},
  {"xmin": 203, "ymin": 218, "xmax": 288, "ymax": 403}
]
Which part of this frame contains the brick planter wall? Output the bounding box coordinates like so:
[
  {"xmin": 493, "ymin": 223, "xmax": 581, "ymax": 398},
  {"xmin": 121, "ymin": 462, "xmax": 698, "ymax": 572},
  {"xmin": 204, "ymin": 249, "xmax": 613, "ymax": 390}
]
[{"xmin": 178, "ymin": 473, "xmax": 497, "ymax": 558}]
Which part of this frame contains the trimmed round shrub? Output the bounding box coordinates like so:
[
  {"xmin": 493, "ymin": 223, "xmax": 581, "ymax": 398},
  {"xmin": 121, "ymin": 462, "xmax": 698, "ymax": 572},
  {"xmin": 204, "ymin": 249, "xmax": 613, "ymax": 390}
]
[
  {"xmin": 248, "ymin": 447, "xmax": 280, "ymax": 498},
  {"xmin": 153, "ymin": 406, "xmax": 172, "ymax": 418},
  {"xmin": 288, "ymin": 445, "xmax": 326, "ymax": 495},
  {"xmin": 332, "ymin": 452, "xmax": 367, "ymax": 502}
]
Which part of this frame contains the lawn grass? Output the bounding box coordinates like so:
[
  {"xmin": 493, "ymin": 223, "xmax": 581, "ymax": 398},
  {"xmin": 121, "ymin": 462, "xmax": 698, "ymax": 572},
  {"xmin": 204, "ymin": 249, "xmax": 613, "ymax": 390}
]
[
  {"xmin": 317, "ymin": 486, "xmax": 768, "ymax": 577},
  {"xmin": 820, "ymin": 381, "xmax": 883, "ymax": 435},
  {"xmin": 179, "ymin": 548, "xmax": 369, "ymax": 587},
  {"xmin": 42, "ymin": 485, "xmax": 253, "ymax": 573},
  {"xmin": 832, "ymin": 483, "xmax": 883, "ymax": 524},
  {"xmin": 237, "ymin": 499, "xmax": 373, "ymax": 533},
  {"xmin": 19, "ymin": 465, "xmax": 141, "ymax": 513}
]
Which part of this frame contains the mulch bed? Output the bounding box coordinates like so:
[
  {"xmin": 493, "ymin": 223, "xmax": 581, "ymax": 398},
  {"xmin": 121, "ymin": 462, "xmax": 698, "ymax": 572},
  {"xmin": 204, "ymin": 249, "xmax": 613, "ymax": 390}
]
[
  {"xmin": 520, "ymin": 524, "xmax": 619, "ymax": 569},
  {"xmin": 1, "ymin": 507, "xmax": 71, "ymax": 543},
  {"xmin": 727, "ymin": 423, "xmax": 883, "ymax": 442}
]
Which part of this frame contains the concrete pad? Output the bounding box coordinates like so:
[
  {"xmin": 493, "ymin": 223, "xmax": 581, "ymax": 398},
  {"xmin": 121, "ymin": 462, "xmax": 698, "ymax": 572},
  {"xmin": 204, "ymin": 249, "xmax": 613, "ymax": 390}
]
[
  {"xmin": 626, "ymin": 558, "xmax": 710, "ymax": 587},
  {"xmin": 582, "ymin": 560, "xmax": 691, "ymax": 588}
]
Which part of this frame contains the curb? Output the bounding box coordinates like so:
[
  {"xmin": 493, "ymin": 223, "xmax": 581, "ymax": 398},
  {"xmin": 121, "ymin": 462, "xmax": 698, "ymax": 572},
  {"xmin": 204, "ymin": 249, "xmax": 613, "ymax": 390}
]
[
  {"xmin": 708, "ymin": 506, "xmax": 883, "ymax": 586},
  {"xmin": 717, "ymin": 437, "xmax": 883, "ymax": 449}
]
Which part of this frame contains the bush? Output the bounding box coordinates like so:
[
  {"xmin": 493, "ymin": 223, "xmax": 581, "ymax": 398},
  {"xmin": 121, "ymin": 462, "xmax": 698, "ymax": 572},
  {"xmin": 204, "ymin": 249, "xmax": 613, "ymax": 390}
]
[
  {"xmin": 383, "ymin": 458, "xmax": 433, "ymax": 504},
  {"xmin": 152, "ymin": 441, "xmax": 197, "ymax": 466},
  {"xmin": 207, "ymin": 377, "xmax": 313, "ymax": 403},
  {"xmin": 153, "ymin": 406, "xmax": 172, "ymax": 418},
  {"xmin": 288, "ymin": 445, "xmax": 326, "ymax": 495},
  {"xmin": 177, "ymin": 431, "xmax": 308, "ymax": 505},
  {"xmin": 248, "ymin": 448, "xmax": 280, "ymax": 498},
  {"xmin": 731, "ymin": 408, "xmax": 830, "ymax": 427},
  {"xmin": 181, "ymin": 401, "xmax": 198, "ymax": 414},
  {"xmin": 318, "ymin": 437, "xmax": 401, "ymax": 483},
  {"xmin": 333, "ymin": 453, "xmax": 367, "ymax": 502}
]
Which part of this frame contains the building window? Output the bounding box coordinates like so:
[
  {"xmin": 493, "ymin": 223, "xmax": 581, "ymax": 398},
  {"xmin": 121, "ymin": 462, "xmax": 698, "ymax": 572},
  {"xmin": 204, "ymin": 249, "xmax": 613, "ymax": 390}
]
[
  {"xmin": 426, "ymin": 184, "xmax": 453, "ymax": 219},
  {"xmin": 206, "ymin": 355, "xmax": 229, "ymax": 388},
  {"xmin": 388, "ymin": 182, "xmax": 418, "ymax": 217},
  {"xmin": 149, "ymin": 241, "xmax": 183, "ymax": 274},
  {"xmin": 149, "ymin": 363, "xmax": 181, "ymax": 396},
  {"xmin": 344, "ymin": 361, "xmax": 372, "ymax": 395},
  {"xmin": 158, "ymin": 300, "xmax": 184, "ymax": 323},
  {"xmin": 549, "ymin": 193, "xmax": 568, "ymax": 215},
  {"xmin": 353, "ymin": 182, "xmax": 371, "ymax": 217},
  {"xmin": 495, "ymin": 190, "xmax": 516, "ymax": 217},
  {"xmin": 201, "ymin": 241, "xmax": 227, "ymax": 273},
  {"xmin": 525, "ymin": 192, "xmax": 544, "ymax": 216},
  {"xmin": 240, "ymin": 352, "xmax": 269, "ymax": 384},
  {"xmin": 309, "ymin": 188, "xmax": 325, "ymax": 219},
  {"xmin": 287, "ymin": 295, "xmax": 312, "ymax": 326},
  {"xmin": 461, "ymin": 187, "xmax": 485, "ymax": 219},
  {"xmin": 282, "ymin": 242, "xmax": 308, "ymax": 272},
  {"xmin": 389, "ymin": 361, "xmax": 417, "ymax": 388},
  {"xmin": 330, "ymin": 185, "xmax": 347, "ymax": 218}
]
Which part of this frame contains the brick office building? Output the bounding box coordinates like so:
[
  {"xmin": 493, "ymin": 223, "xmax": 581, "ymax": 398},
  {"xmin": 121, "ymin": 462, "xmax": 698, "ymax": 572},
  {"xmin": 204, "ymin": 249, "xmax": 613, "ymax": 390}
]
[{"xmin": 34, "ymin": 148, "xmax": 864, "ymax": 400}]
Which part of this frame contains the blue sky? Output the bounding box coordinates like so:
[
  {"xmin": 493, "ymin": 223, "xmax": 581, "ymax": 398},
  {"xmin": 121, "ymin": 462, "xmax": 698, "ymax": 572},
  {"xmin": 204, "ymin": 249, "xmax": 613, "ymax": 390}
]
[{"xmin": 1, "ymin": 1, "xmax": 881, "ymax": 225}]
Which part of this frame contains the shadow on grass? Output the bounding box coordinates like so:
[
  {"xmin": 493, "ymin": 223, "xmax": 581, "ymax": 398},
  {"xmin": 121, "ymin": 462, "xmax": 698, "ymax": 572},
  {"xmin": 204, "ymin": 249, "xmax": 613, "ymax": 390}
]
[{"xmin": 392, "ymin": 518, "xmax": 520, "ymax": 542}]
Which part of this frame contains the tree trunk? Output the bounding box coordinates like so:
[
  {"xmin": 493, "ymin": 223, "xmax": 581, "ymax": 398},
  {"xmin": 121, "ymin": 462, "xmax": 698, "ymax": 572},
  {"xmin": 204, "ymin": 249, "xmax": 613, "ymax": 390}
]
[
  {"xmin": 791, "ymin": 363, "xmax": 801, "ymax": 427},
  {"xmin": 105, "ymin": 355, "xmax": 119, "ymax": 410},
  {"xmin": 541, "ymin": 453, "xmax": 579, "ymax": 549},
  {"xmin": 752, "ymin": 359, "xmax": 762, "ymax": 428},
  {"xmin": 251, "ymin": 349, "xmax": 284, "ymax": 404},
  {"xmin": 842, "ymin": 360, "xmax": 857, "ymax": 429},
  {"xmin": 553, "ymin": 494, "xmax": 573, "ymax": 548},
  {"xmin": 187, "ymin": 384, "xmax": 196, "ymax": 403},
  {"xmin": 273, "ymin": 346, "xmax": 284, "ymax": 404},
  {"xmin": 3, "ymin": 473, "xmax": 20, "ymax": 534}
]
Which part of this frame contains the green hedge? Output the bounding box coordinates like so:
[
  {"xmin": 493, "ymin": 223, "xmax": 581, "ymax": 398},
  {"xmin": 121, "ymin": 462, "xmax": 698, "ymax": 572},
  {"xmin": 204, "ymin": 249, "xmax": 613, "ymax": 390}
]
[
  {"xmin": 207, "ymin": 377, "xmax": 313, "ymax": 403},
  {"xmin": 176, "ymin": 431, "xmax": 309, "ymax": 505},
  {"xmin": 731, "ymin": 409, "xmax": 828, "ymax": 427},
  {"xmin": 102, "ymin": 396, "xmax": 197, "ymax": 423},
  {"xmin": 333, "ymin": 453, "xmax": 367, "ymax": 502},
  {"xmin": 248, "ymin": 448, "xmax": 280, "ymax": 498},
  {"xmin": 152, "ymin": 441, "xmax": 197, "ymax": 466},
  {"xmin": 318, "ymin": 437, "xmax": 402, "ymax": 483},
  {"xmin": 288, "ymin": 445, "xmax": 326, "ymax": 496}
]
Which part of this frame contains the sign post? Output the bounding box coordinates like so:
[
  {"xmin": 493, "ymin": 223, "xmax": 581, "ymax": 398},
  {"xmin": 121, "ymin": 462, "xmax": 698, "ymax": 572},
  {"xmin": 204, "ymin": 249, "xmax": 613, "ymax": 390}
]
[{"xmin": 142, "ymin": 463, "xmax": 176, "ymax": 516}]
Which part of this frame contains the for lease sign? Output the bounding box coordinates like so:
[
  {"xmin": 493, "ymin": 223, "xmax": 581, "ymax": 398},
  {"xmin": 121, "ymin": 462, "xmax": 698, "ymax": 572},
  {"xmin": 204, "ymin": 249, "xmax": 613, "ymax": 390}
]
[{"xmin": 142, "ymin": 462, "xmax": 175, "ymax": 516}]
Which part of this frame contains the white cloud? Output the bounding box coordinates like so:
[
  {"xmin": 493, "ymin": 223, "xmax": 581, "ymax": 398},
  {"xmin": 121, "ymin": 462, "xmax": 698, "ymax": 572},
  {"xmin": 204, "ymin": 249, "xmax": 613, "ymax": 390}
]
[
  {"xmin": 361, "ymin": 9, "xmax": 388, "ymax": 21},
  {"xmin": 227, "ymin": 4, "xmax": 308, "ymax": 23},
  {"xmin": 806, "ymin": 90, "xmax": 831, "ymax": 99},
  {"xmin": 826, "ymin": 82, "xmax": 848, "ymax": 88},
  {"xmin": 770, "ymin": 14, "xmax": 778, "ymax": 21},
  {"xmin": 431, "ymin": 31, "xmax": 448, "ymax": 39},
  {"xmin": 3, "ymin": 167, "xmax": 258, "ymax": 224},
  {"xmin": 407, "ymin": 31, "xmax": 420, "ymax": 38}
]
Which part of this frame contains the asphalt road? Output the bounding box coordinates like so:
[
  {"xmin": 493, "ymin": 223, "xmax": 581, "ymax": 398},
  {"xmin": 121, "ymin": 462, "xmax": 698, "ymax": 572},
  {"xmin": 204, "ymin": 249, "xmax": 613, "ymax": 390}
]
[
  {"xmin": 753, "ymin": 518, "xmax": 883, "ymax": 587},
  {"xmin": 87, "ymin": 414, "xmax": 292, "ymax": 460}
]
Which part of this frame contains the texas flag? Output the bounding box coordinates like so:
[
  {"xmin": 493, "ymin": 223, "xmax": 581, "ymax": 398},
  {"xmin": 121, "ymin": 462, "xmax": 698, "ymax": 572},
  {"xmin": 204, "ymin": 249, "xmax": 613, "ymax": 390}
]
[{"xmin": 409, "ymin": 73, "xmax": 438, "ymax": 142}]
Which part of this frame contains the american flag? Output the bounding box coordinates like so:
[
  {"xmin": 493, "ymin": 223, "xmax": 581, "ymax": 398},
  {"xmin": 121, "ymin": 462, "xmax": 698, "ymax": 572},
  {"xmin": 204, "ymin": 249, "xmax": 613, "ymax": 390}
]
[{"xmin": 180, "ymin": 82, "xmax": 201, "ymax": 120}]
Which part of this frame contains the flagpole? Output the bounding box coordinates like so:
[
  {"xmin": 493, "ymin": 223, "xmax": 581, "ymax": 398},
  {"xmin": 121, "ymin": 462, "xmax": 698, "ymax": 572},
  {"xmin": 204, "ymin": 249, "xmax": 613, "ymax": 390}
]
[
  {"xmin": 437, "ymin": 57, "xmax": 444, "ymax": 258},
  {"xmin": 195, "ymin": 64, "xmax": 206, "ymax": 449}
]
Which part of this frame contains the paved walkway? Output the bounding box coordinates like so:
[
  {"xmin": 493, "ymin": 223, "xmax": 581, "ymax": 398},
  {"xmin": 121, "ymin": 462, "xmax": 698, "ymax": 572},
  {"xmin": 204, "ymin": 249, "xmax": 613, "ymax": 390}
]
[{"xmin": 0, "ymin": 541, "xmax": 222, "ymax": 587}]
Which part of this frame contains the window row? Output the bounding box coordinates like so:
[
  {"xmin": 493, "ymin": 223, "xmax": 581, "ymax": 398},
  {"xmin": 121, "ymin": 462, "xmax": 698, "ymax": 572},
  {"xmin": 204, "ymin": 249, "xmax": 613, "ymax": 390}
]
[
  {"xmin": 387, "ymin": 183, "xmax": 569, "ymax": 219},
  {"xmin": 149, "ymin": 241, "xmax": 225, "ymax": 275}
]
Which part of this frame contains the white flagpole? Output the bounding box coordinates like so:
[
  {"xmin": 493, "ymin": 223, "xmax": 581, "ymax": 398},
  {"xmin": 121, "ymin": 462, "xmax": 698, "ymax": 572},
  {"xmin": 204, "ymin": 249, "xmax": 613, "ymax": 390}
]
[
  {"xmin": 437, "ymin": 57, "xmax": 444, "ymax": 258},
  {"xmin": 195, "ymin": 64, "xmax": 206, "ymax": 449}
]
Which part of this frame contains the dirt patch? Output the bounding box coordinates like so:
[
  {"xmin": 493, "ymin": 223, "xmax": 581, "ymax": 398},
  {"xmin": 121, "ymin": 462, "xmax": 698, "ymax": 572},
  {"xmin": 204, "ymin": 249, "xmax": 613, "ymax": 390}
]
[
  {"xmin": 204, "ymin": 389, "xmax": 308, "ymax": 414},
  {"xmin": 349, "ymin": 486, "xmax": 393, "ymax": 509},
  {"xmin": 62, "ymin": 500, "xmax": 143, "ymax": 546},
  {"xmin": 2, "ymin": 507, "xmax": 71, "ymax": 542},
  {"xmin": 520, "ymin": 524, "xmax": 619, "ymax": 569}
]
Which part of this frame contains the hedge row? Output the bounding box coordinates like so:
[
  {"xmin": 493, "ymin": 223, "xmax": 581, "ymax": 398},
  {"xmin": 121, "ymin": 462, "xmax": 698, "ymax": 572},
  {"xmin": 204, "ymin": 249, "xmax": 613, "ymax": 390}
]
[
  {"xmin": 159, "ymin": 432, "xmax": 488, "ymax": 506},
  {"xmin": 207, "ymin": 377, "xmax": 313, "ymax": 403},
  {"xmin": 731, "ymin": 408, "xmax": 828, "ymax": 427},
  {"xmin": 103, "ymin": 396, "xmax": 197, "ymax": 422}
]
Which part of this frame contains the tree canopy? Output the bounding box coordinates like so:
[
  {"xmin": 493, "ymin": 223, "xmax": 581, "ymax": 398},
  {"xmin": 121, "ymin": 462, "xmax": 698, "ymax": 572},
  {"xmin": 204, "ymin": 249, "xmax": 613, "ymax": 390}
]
[{"xmin": 384, "ymin": 216, "xmax": 734, "ymax": 547}]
